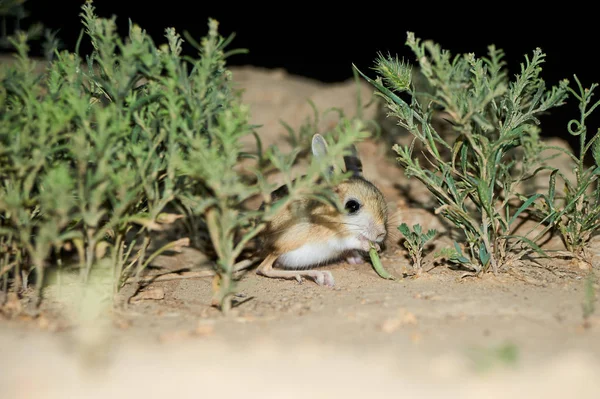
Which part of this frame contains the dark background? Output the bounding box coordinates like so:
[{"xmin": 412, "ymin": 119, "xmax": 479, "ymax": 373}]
[{"xmin": 4, "ymin": 1, "xmax": 599, "ymax": 153}]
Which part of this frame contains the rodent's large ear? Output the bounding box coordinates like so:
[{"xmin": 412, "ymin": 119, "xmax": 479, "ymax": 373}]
[
  {"xmin": 343, "ymin": 144, "xmax": 363, "ymax": 177},
  {"xmin": 311, "ymin": 134, "xmax": 329, "ymax": 158},
  {"xmin": 311, "ymin": 134, "xmax": 338, "ymax": 175}
]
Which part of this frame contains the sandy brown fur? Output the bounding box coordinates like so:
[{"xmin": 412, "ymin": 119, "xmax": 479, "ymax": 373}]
[
  {"xmin": 254, "ymin": 133, "xmax": 389, "ymax": 286},
  {"xmin": 258, "ymin": 176, "xmax": 388, "ymax": 257}
]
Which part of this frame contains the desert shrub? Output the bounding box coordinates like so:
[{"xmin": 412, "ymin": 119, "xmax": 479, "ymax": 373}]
[
  {"xmin": 1, "ymin": 2, "xmax": 203, "ymax": 305},
  {"xmin": 355, "ymin": 32, "xmax": 572, "ymax": 274},
  {"xmin": 0, "ymin": 1, "xmax": 370, "ymax": 312},
  {"xmin": 527, "ymin": 76, "xmax": 600, "ymax": 261}
]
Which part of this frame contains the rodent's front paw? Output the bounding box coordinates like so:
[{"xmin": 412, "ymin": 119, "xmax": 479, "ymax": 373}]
[
  {"xmin": 346, "ymin": 255, "xmax": 365, "ymax": 264},
  {"xmin": 358, "ymin": 235, "xmax": 379, "ymax": 252},
  {"xmin": 358, "ymin": 236, "xmax": 369, "ymax": 251}
]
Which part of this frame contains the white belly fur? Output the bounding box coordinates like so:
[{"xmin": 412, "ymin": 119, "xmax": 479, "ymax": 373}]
[{"xmin": 276, "ymin": 236, "xmax": 361, "ymax": 270}]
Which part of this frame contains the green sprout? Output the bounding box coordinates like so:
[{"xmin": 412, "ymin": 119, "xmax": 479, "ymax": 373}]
[{"xmin": 398, "ymin": 223, "xmax": 437, "ymax": 275}]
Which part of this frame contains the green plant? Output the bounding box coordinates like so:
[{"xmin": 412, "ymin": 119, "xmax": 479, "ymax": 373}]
[
  {"xmin": 527, "ymin": 77, "xmax": 600, "ymax": 260},
  {"xmin": 1, "ymin": 2, "xmax": 201, "ymax": 305},
  {"xmin": 355, "ymin": 32, "xmax": 569, "ymax": 274},
  {"xmin": 0, "ymin": 2, "xmax": 219, "ymax": 306},
  {"xmin": 398, "ymin": 223, "xmax": 436, "ymax": 275}
]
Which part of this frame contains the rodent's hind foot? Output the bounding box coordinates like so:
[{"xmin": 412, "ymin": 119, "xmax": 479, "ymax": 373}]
[
  {"xmin": 289, "ymin": 269, "xmax": 335, "ymax": 287},
  {"xmin": 256, "ymin": 254, "xmax": 335, "ymax": 287},
  {"xmin": 308, "ymin": 270, "xmax": 335, "ymax": 286},
  {"xmin": 258, "ymin": 267, "xmax": 335, "ymax": 287}
]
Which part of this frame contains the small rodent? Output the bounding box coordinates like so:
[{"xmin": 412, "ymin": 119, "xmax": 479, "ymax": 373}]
[{"xmin": 255, "ymin": 133, "xmax": 388, "ymax": 287}]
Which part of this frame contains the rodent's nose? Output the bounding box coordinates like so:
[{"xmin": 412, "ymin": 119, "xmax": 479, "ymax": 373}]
[{"xmin": 376, "ymin": 232, "xmax": 386, "ymax": 242}]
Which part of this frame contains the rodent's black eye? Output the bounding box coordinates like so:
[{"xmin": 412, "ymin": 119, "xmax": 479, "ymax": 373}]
[{"xmin": 345, "ymin": 199, "xmax": 361, "ymax": 214}]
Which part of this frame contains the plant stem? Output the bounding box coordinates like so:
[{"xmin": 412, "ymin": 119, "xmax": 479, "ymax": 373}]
[
  {"xmin": 134, "ymin": 234, "xmax": 151, "ymax": 280},
  {"xmin": 33, "ymin": 257, "xmax": 45, "ymax": 307},
  {"xmin": 82, "ymin": 227, "xmax": 96, "ymax": 284}
]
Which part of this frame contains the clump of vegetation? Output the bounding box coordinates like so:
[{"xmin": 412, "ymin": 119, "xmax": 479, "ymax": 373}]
[
  {"xmin": 1, "ymin": 1, "xmax": 210, "ymax": 306},
  {"xmin": 0, "ymin": 1, "xmax": 370, "ymax": 313},
  {"xmin": 355, "ymin": 32, "xmax": 575, "ymax": 275},
  {"xmin": 527, "ymin": 76, "xmax": 600, "ymax": 262},
  {"xmin": 397, "ymin": 223, "xmax": 436, "ymax": 275}
]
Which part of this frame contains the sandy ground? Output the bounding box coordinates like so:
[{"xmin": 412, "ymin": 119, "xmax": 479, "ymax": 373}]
[{"xmin": 2, "ymin": 65, "xmax": 600, "ymax": 398}]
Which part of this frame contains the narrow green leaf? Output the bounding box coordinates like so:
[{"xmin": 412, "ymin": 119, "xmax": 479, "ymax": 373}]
[
  {"xmin": 504, "ymin": 234, "xmax": 547, "ymax": 257},
  {"xmin": 509, "ymin": 193, "xmax": 542, "ymax": 226},
  {"xmin": 352, "ymin": 64, "xmax": 408, "ymax": 108}
]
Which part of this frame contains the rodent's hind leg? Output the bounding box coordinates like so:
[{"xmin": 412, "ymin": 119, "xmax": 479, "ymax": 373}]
[
  {"xmin": 256, "ymin": 253, "xmax": 335, "ymax": 287},
  {"xmin": 345, "ymin": 250, "xmax": 365, "ymax": 265}
]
